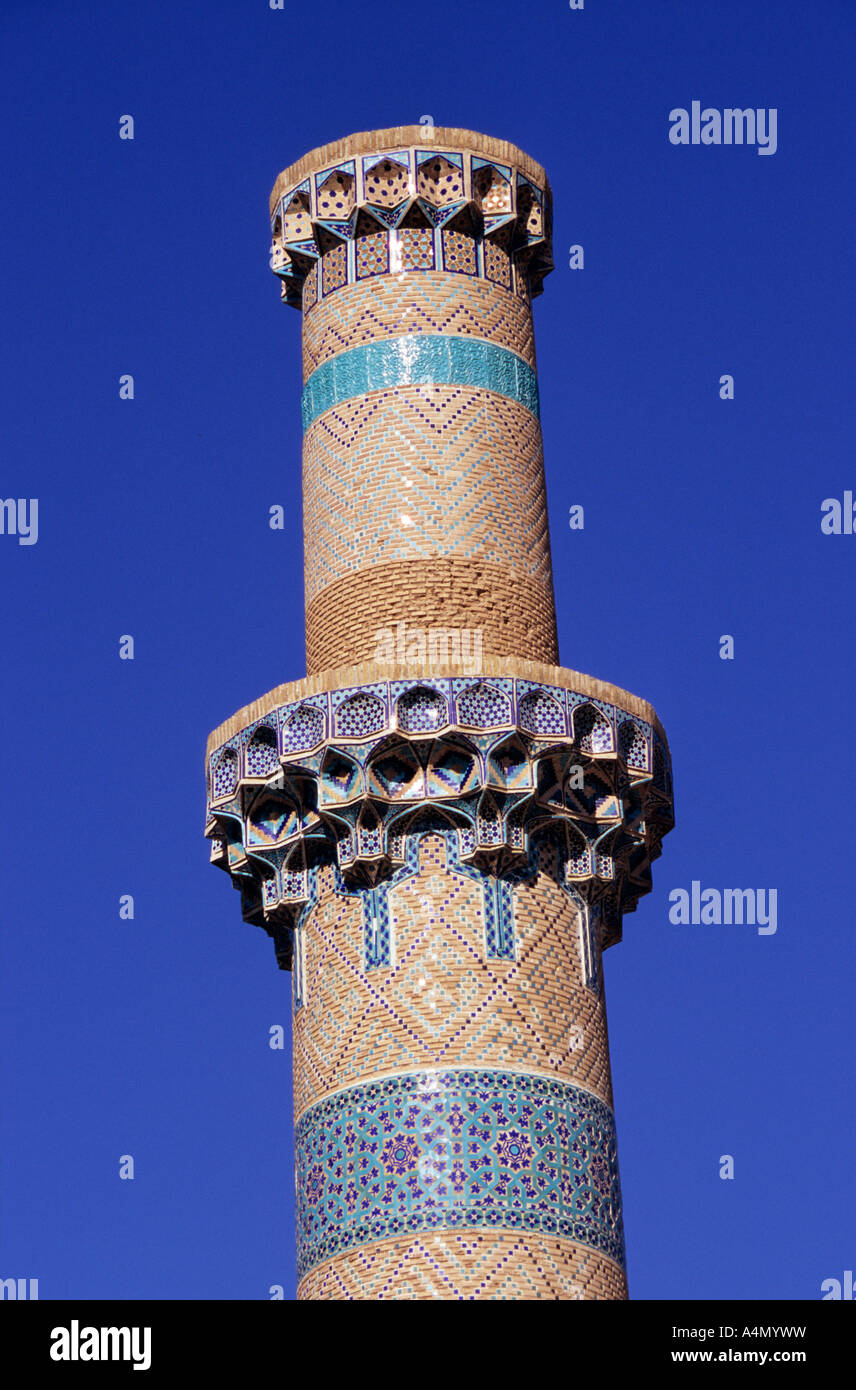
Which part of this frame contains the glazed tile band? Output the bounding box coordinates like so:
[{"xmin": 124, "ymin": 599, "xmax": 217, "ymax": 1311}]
[
  {"xmin": 295, "ymin": 1068, "xmax": 625, "ymax": 1280},
  {"xmin": 301, "ymin": 334, "xmax": 540, "ymax": 432}
]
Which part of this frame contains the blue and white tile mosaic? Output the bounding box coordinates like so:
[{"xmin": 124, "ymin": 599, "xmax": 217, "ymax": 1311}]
[{"xmin": 295, "ymin": 1068, "xmax": 625, "ymax": 1279}]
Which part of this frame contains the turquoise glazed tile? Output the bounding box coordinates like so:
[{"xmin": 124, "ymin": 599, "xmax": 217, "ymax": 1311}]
[{"xmin": 302, "ymin": 336, "xmax": 539, "ymax": 429}]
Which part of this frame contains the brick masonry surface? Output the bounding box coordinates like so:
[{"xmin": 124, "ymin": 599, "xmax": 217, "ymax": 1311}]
[
  {"xmin": 304, "ymin": 556, "xmax": 559, "ymax": 674},
  {"xmin": 302, "ymin": 385, "xmax": 551, "ymax": 588},
  {"xmin": 298, "ymin": 217, "xmax": 555, "ymax": 677},
  {"xmin": 301, "ymin": 378, "xmax": 557, "ymax": 672},
  {"xmin": 302, "ymin": 272, "xmax": 537, "ymax": 382},
  {"xmin": 297, "ymin": 1231, "xmax": 628, "ymax": 1301},
  {"xmin": 293, "ymin": 834, "xmax": 615, "ymax": 1119}
]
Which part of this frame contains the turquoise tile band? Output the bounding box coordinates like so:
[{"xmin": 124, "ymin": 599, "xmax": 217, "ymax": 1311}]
[
  {"xmin": 295, "ymin": 1067, "xmax": 625, "ymax": 1279},
  {"xmin": 301, "ymin": 334, "xmax": 540, "ymax": 431}
]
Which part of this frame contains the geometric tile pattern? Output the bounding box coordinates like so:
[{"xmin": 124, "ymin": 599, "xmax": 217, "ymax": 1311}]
[
  {"xmin": 355, "ymin": 231, "xmax": 389, "ymax": 280},
  {"xmin": 447, "ymin": 840, "xmax": 516, "ymax": 960},
  {"xmin": 301, "ymin": 273, "xmax": 537, "ymax": 381},
  {"xmin": 297, "ymin": 1229, "xmax": 627, "ymax": 1300},
  {"xmin": 302, "ymin": 262, "xmax": 318, "ymax": 313},
  {"xmin": 483, "ymin": 235, "xmax": 513, "ymax": 290},
  {"xmin": 441, "ymin": 227, "xmax": 478, "ymax": 276},
  {"xmin": 301, "ymin": 334, "xmax": 540, "ymax": 431},
  {"xmin": 321, "ymin": 243, "xmax": 347, "ymax": 294},
  {"xmin": 353, "ymin": 838, "xmax": 421, "ymax": 970},
  {"xmin": 298, "ymin": 218, "xmax": 529, "ymax": 306},
  {"xmin": 290, "ymin": 833, "xmax": 615, "ymax": 1119},
  {"xmin": 400, "ymin": 227, "xmax": 434, "ymax": 271},
  {"xmin": 331, "ymin": 828, "xmax": 518, "ymax": 970},
  {"xmin": 294, "ymin": 1068, "xmax": 624, "ymax": 1280}
]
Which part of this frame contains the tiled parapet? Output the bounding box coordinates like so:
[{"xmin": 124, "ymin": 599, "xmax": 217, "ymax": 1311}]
[
  {"xmin": 204, "ymin": 659, "xmax": 674, "ymax": 973},
  {"xmin": 269, "ymin": 126, "xmax": 554, "ymax": 310}
]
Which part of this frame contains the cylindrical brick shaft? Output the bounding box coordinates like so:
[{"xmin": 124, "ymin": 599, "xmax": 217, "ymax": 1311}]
[
  {"xmin": 269, "ymin": 128, "xmax": 558, "ymax": 676},
  {"xmin": 205, "ymin": 128, "xmax": 675, "ymax": 1302}
]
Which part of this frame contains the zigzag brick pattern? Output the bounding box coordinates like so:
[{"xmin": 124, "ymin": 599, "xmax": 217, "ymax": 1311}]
[
  {"xmin": 301, "ymin": 383, "xmax": 556, "ymax": 669},
  {"xmin": 302, "ymin": 273, "xmax": 537, "ymax": 382},
  {"xmin": 297, "ymin": 1232, "xmax": 628, "ymax": 1301}
]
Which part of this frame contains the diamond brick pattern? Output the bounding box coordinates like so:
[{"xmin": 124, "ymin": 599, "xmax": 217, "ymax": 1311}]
[
  {"xmin": 297, "ymin": 1230, "xmax": 627, "ymax": 1300},
  {"xmin": 302, "ymin": 273, "xmax": 536, "ymax": 382}
]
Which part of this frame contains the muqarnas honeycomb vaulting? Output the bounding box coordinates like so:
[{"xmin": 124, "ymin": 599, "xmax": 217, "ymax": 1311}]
[{"xmin": 204, "ymin": 127, "xmax": 675, "ymax": 1301}]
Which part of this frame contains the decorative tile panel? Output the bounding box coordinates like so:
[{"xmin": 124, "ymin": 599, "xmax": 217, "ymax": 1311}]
[
  {"xmin": 295, "ymin": 1069, "xmax": 624, "ymax": 1279},
  {"xmin": 300, "ymin": 335, "xmax": 540, "ymax": 432}
]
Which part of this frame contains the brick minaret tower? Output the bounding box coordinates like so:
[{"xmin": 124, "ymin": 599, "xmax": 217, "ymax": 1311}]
[{"xmin": 205, "ymin": 126, "xmax": 674, "ymax": 1300}]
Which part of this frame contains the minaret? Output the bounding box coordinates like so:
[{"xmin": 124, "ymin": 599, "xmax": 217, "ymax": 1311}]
[{"xmin": 205, "ymin": 126, "xmax": 674, "ymax": 1300}]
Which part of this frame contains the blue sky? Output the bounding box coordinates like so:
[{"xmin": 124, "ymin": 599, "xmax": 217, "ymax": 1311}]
[{"xmin": 1, "ymin": 0, "xmax": 854, "ymax": 1300}]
